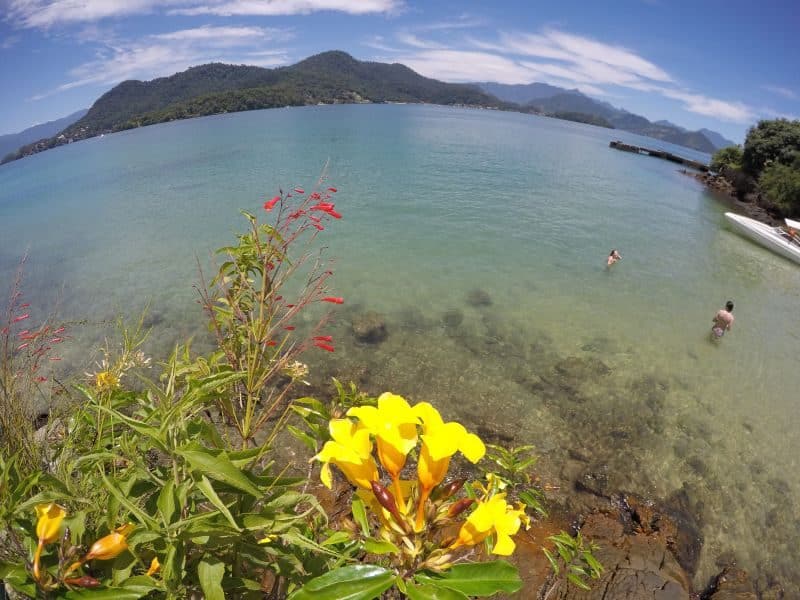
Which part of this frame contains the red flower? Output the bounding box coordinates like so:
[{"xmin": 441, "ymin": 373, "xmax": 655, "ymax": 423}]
[
  {"xmin": 12, "ymin": 314, "xmax": 29, "ymax": 323},
  {"xmin": 49, "ymin": 357, "xmax": 62, "ymax": 361},
  {"xmin": 54, "ymin": 327, "xmax": 66, "ymax": 334},
  {"xmin": 294, "ymin": 187, "xmax": 305, "ymax": 194},
  {"xmin": 314, "ymin": 342, "xmax": 335, "ymax": 352},
  {"xmin": 20, "ymin": 303, "xmax": 30, "ymax": 308},
  {"xmin": 16, "ymin": 343, "xmax": 29, "ymax": 350},
  {"xmin": 321, "ymin": 297, "xmax": 344, "ymax": 304},
  {"xmin": 313, "ymin": 223, "xmax": 324, "ymax": 231},
  {"xmin": 266, "ymin": 340, "xmax": 277, "ymax": 347},
  {"xmin": 263, "ymin": 196, "xmax": 280, "ymax": 211},
  {"xmin": 313, "ymin": 335, "xmax": 333, "ymax": 342},
  {"xmin": 327, "ymin": 187, "xmax": 337, "ymax": 192},
  {"xmin": 284, "ymin": 326, "xmax": 296, "ymax": 331},
  {"xmin": 34, "ymin": 376, "xmax": 48, "ymax": 383},
  {"xmin": 327, "ymin": 209, "xmax": 342, "ymax": 219}
]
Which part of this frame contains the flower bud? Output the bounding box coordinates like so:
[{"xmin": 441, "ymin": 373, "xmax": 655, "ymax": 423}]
[
  {"xmin": 146, "ymin": 556, "xmax": 160, "ymax": 577},
  {"xmin": 433, "ymin": 478, "xmax": 466, "ymax": 502},
  {"xmin": 84, "ymin": 524, "xmax": 134, "ymax": 561},
  {"xmin": 65, "ymin": 576, "xmax": 101, "ymax": 588},
  {"xmin": 371, "ymin": 481, "xmax": 409, "ymax": 533},
  {"xmin": 447, "ymin": 498, "xmax": 475, "ymax": 519}
]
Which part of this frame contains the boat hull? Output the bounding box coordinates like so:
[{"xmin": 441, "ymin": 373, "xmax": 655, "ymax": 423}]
[{"xmin": 724, "ymin": 213, "xmax": 800, "ymax": 265}]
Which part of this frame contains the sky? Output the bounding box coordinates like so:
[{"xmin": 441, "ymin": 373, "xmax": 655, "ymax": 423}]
[{"xmin": 0, "ymin": 0, "xmax": 798, "ymax": 142}]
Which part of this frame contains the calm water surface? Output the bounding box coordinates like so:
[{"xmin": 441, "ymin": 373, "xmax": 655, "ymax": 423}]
[{"xmin": 1, "ymin": 105, "xmax": 799, "ymax": 591}]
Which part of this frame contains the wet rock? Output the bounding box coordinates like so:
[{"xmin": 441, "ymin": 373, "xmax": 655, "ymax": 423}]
[
  {"xmin": 466, "ymin": 288, "xmax": 492, "ymax": 307},
  {"xmin": 702, "ymin": 566, "xmax": 757, "ymax": 599},
  {"xmin": 554, "ymin": 356, "xmax": 611, "ymax": 381},
  {"xmin": 351, "ymin": 311, "xmax": 388, "ymax": 344},
  {"xmin": 543, "ymin": 512, "xmax": 692, "ymax": 600},
  {"xmin": 575, "ymin": 466, "xmax": 610, "ymax": 497},
  {"xmin": 630, "ymin": 375, "xmax": 669, "ymax": 411},
  {"xmin": 441, "ymin": 308, "xmax": 464, "ymax": 329},
  {"xmin": 661, "ymin": 486, "xmax": 704, "ymax": 577}
]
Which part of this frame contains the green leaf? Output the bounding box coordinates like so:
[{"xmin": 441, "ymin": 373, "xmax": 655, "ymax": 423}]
[
  {"xmin": 406, "ymin": 583, "xmax": 468, "ymax": 600},
  {"xmin": 289, "ymin": 565, "xmax": 394, "ymax": 600},
  {"xmin": 543, "ymin": 548, "xmax": 559, "ymax": 575},
  {"xmin": 363, "ymin": 539, "xmax": 400, "ymax": 555},
  {"xmin": 0, "ymin": 564, "xmax": 36, "ymax": 597},
  {"xmin": 157, "ymin": 479, "xmax": 176, "ymax": 526},
  {"xmin": 288, "ymin": 425, "xmax": 319, "ymax": 452},
  {"xmin": 415, "ymin": 561, "xmax": 522, "ymax": 596},
  {"xmin": 98, "ymin": 468, "xmax": 157, "ymax": 528},
  {"xmin": 198, "ymin": 557, "xmax": 226, "ymax": 600},
  {"xmin": 321, "ymin": 531, "xmax": 353, "ymax": 546},
  {"xmin": 350, "ymin": 496, "xmax": 369, "ymax": 537},
  {"xmin": 64, "ymin": 576, "xmax": 158, "ymax": 599},
  {"xmin": 196, "ymin": 475, "xmax": 241, "ymax": 531},
  {"xmin": 178, "ymin": 447, "xmax": 262, "ymax": 497},
  {"xmin": 566, "ymin": 572, "xmax": 591, "ymax": 590}
]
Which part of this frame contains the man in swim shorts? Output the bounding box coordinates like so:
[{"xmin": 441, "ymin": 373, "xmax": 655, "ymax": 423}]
[{"xmin": 711, "ymin": 300, "xmax": 734, "ymax": 339}]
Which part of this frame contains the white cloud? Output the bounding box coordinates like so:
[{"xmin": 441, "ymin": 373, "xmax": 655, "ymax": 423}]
[
  {"xmin": 30, "ymin": 25, "xmax": 292, "ymax": 100},
  {"xmin": 761, "ymin": 85, "xmax": 797, "ymax": 100},
  {"xmin": 1, "ymin": 34, "xmax": 22, "ymax": 48},
  {"xmin": 395, "ymin": 32, "xmax": 444, "ymax": 49},
  {"xmin": 658, "ymin": 89, "xmax": 755, "ymax": 123},
  {"xmin": 7, "ymin": 0, "xmax": 401, "ymax": 28},
  {"xmin": 167, "ymin": 0, "xmax": 402, "ymax": 17},
  {"xmin": 394, "ymin": 50, "xmax": 537, "ymax": 84}
]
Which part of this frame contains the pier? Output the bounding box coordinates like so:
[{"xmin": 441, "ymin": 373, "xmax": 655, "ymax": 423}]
[{"xmin": 609, "ymin": 140, "xmax": 709, "ymax": 172}]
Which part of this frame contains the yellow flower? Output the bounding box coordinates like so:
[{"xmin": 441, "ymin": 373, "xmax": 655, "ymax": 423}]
[
  {"xmin": 33, "ymin": 503, "xmax": 66, "ymax": 580},
  {"xmin": 450, "ymin": 494, "xmax": 525, "ymax": 556},
  {"xmin": 347, "ymin": 392, "xmax": 420, "ymax": 477},
  {"xmin": 85, "ymin": 524, "xmax": 134, "ymax": 561},
  {"xmin": 413, "ymin": 402, "xmax": 485, "ymax": 530},
  {"xmin": 347, "ymin": 393, "xmax": 420, "ymax": 505},
  {"xmin": 146, "ymin": 556, "xmax": 160, "ymax": 577},
  {"xmin": 95, "ymin": 370, "xmax": 120, "ymax": 392},
  {"xmin": 314, "ymin": 418, "xmax": 378, "ymax": 490},
  {"xmin": 35, "ymin": 503, "xmax": 66, "ymax": 545}
]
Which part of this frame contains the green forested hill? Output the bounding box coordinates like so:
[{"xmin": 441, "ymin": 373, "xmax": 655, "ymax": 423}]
[{"xmin": 3, "ymin": 51, "xmax": 501, "ymax": 163}]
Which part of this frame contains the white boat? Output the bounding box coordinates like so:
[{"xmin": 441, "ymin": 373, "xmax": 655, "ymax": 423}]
[
  {"xmin": 785, "ymin": 217, "xmax": 800, "ymax": 230},
  {"xmin": 724, "ymin": 212, "xmax": 800, "ymax": 265}
]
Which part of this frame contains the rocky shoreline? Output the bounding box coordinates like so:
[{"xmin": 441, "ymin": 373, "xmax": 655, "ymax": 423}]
[{"xmin": 680, "ymin": 170, "xmax": 783, "ymax": 226}]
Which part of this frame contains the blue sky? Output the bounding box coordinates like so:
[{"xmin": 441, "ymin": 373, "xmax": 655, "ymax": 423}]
[{"xmin": 1, "ymin": 0, "xmax": 797, "ymax": 142}]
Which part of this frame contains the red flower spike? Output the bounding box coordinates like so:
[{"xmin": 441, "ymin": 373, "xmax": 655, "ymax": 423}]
[
  {"xmin": 294, "ymin": 187, "xmax": 305, "ymax": 194},
  {"xmin": 34, "ymin": 376, "xmax": 48, "ymax": 383},
  {"xmin": 286, "ymin": 304, "xmax": 295, "ymax": 308},
  {"xmin": 266, "ymin": 341, "xmax": 277, "ymax": 347},
  {"xmin": 322, "ymin": 297, "xmax": 344, "ymax": 304},
  {"xmin": 20, "ymin": 303, "xmax": 30, "ymax": 308},
  {"xmin": 12, "ymin": 314, "xmax": 29, "ymax": 323},
  {"xmin": 314, "ymin": 342, "xmax": 335, "ymax": 352},
  {"xmin": 263, "ymin": 196, "xmax": 280, "ymax": 211},
  {"xmin": 327, "ymin": 187, "xmax": 337, "ymax": 193},
  {"xmin": 313, "ymin": 335, "xmax": 333, "ymax": 342},
  {"xmin": 54, "ymin": 327, "xmax": 66, "ymax": 334},
  {"xmin": 284, "ymin": 326, "xmax": 295, "ymax": 331},
  {"xmin": 16, "ymin": 343, "xmax": 29, "ymax": 350},
  {"xmin": 313, "ymin": 223, "xmax": 324, "ymax": 231},
  {"xmin": 327, "ymin": 209, "xmax": 342, "ymax": 219},
  {"xmin": 49, "ymin": 357, "xmax": 61, "ymax": 361}
]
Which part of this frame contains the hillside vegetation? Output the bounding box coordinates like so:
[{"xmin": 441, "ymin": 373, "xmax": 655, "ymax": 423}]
[{"xmin": 2, "ymin": 52, "xmax": 502, "ymax": 163}]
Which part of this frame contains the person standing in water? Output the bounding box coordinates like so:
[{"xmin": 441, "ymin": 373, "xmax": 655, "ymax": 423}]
[
  {"xmin": 607, "ymin": 249, "xmax": 622, "ymax": 268},
  {"xmin": 711, "ymin": 300, "xmax": 735, "ymax": 340}
]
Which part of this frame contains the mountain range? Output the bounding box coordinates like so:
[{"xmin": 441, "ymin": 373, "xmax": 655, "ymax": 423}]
[
  {"xmin": 0, "ymin": 109, "xmax": 87, "ymax": 159},
  {"xmin": 3, "ymin": 51, "xmax": 734, "ymax": 164},
  {"xmin": 476, "ymin": 82, "xmax": 735, "ymax": 153}
]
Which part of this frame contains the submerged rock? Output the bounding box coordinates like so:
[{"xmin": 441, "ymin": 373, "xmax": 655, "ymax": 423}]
[
  {"xmin": 466, "ymin": 287, "xmax": 492, "ymax": 307},
  {"xmin": 441, "ymin": 308, "xmax": 464, "ymax": 329},
  {"xmin": 351, "ymin": 311, "xmax": 388, "ymax": 344}
]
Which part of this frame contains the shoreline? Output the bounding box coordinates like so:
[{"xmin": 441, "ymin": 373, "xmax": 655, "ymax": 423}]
[{"xmin": 680, "ymin": 169, "xmax": 783, "ymax": 226}]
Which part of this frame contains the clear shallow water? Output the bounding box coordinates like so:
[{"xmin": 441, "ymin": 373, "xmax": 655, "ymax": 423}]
[{"xmin": 1, "ymin": 105, "xmax": 799, "ymax": 591}]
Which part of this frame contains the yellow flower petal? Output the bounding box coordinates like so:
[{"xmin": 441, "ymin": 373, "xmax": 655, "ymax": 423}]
[
  {"xmin": 459, "ymin": 432, "xmax": 486, "ymax": 463},
  {"xmin": 35, "ymin": 503, "xmax": 66, "ymax": 545}
]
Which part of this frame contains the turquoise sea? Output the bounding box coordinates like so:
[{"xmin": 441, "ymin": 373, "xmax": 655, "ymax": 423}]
[{"xmin": 1, "ymin": 104, "xmax": 799, "ymax": 592}]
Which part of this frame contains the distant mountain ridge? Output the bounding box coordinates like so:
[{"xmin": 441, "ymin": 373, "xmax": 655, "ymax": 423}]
[
  {"xmin": 477, "ymin": 82, "xmax": 734, "ymax": 153},
  {"xmin": 3, "ymin": 51, "xmax": 734, "ymax": 164},
  {"xmin": 4, "ymin": 51, "xmax": 505, "ymax": 164},
  {"xmin": 0, "ymin": 109, "xmax": 87, "ymax": 159}
]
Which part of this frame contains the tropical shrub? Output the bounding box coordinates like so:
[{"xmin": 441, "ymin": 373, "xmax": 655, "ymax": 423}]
[
  {"xmin": 710, "ymin": 145, "xmax": 743, "ymax": 172},
  {"xmin": 760, "ymin": 159, "xmax": 800, "ymax": 216},
  {"xmin": 741, "ymin": 118, "xmax": 800, "ymax": 176}
]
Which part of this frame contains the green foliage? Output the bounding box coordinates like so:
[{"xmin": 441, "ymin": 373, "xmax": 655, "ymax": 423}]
[
  {"xmin": 543, "ymin": 531, "xmax": 603, "ymax": 591},
  {"xmin": 479, "ymin": 444, "xmax": 547, "ymax": 518},
  {"xmin": 742, "ymin": 118, "xmax": 800, "ymax": 176},
  {"xmin": 760, "ymin": 159, "xmax": 800, "ymax": 216},
  {"xmin": 711, "ymin": 145, "xmax": 743, "ymax": 172}
]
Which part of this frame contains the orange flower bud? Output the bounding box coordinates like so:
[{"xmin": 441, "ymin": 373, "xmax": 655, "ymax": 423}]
[
  {"xmin": 84, "ymin": 524, "xmax": 134, "ymax": 561},
  {"xmin": 65, "ymin": 576, "xmax": 101, "ymax": 588},
  {"xmin": 447, "ymin": 497, "xmax": 475, "ymax": 519},
  {"xmin": 371, "ymin": 481, "xmax": 409, "ymax": 533}
]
